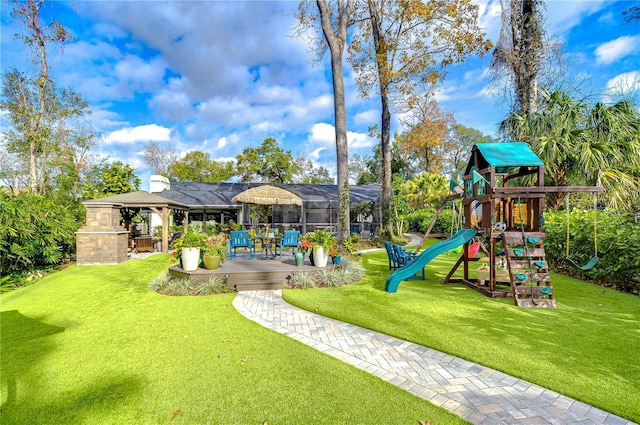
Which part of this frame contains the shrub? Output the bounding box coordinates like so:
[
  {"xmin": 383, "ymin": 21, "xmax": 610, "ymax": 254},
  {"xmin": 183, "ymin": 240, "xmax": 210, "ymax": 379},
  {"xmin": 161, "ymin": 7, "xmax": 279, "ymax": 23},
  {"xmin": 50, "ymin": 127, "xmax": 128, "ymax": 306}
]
[
  {"xmin": 196, "ymin": 276, "xmax": 228, "ymax": 295},
  {"xmin": 288, "ymin": 261, "xmax": 366, "ymax": 289},
  {"xmin": 0, "ymin": 191, "xmax": 81, "ymax": 277},
  {"xmin": 340, "ymin": 261, "xmax": 365, "ymax": 281},
  {"xmin": 544, "ymin": 209, "xmax": 640, "ymax": 294},
  {"xmin": 405, "ymin": 207, "xmax": 459, "ymax": 235},
  {"xmin": 317, "ymin": 269, "xmax": 341, "ymax": 287},
  {"xmin": 148, "ymin": 272, "xmax": 231, "ymax": 296},
  {"xmin": 289, "ymin": 271, "xmax": 317, "ymax": 289}
]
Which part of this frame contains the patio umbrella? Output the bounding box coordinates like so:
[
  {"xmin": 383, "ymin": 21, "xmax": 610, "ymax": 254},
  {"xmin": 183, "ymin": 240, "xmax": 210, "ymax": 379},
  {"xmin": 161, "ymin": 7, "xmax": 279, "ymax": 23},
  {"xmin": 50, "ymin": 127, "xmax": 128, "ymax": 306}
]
[{"xmin": 232, "ymin": 185, "xmax": 302, "ymax": 206}]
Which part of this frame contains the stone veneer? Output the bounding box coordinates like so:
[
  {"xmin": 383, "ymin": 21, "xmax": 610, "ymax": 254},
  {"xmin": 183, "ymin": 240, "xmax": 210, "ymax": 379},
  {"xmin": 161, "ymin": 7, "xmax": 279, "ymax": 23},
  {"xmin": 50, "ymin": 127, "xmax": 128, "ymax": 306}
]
[{"xmin": 76, "ymin": 203, "xmax": 129, "ymax": 264}]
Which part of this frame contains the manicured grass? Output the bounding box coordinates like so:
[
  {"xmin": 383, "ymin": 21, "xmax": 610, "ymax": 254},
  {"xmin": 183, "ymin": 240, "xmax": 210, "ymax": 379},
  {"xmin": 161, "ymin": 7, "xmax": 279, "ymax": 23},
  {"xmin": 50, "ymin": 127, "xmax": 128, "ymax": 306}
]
[
  {"xmin": 0, "ymin": 254, "xmax": 467, "ymax": 425},
  {"xmin": 284, "ymin": 242, "xmax": 640, "ymax": 423}
]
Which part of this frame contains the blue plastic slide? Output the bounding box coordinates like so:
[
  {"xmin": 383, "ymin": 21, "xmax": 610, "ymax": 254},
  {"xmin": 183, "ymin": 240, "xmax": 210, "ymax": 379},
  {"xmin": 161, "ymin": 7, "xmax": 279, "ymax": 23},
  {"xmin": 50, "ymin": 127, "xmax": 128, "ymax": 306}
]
[{"xmin": 385, "ymin": 229, "xmax": 478, "ymax": 293}]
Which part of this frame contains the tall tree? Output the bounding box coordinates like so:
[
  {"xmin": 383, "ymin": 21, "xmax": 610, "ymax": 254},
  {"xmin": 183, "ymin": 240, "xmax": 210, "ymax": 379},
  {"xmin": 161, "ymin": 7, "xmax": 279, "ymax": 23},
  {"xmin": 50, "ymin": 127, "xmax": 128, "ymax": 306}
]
[
  {"xmin": 445, "ymin": 124, "xmax": 496, "ymax": 182},
  {"xmin": 491, "ymin": 0, "xmax": 545, "ymax": 115},
  {"xmin": 396, "ymin": 98, "xmax": 455, "ymax": 175},
  {"xmin": 84, "ymin": 161, "xmax": 141, "ymax": 199},
  {"xmin": 396, "ymin": 172, "xmax": 450, "ymax": 212},
  {"xmin": 294, "ymin": 153, "xmax": 334, "ymax": 184},
  {"xmin": 168, "ymin": 151, "xmax": 235, "ymax": 182},
  {"xmin": 143, "ymin": 141, "xmax": 179, "ymax": 176},
  {"xmin": 349, "ymin": 125, "xmax": 383, "ymax": 184},
  {"xmin": 236, "ymin": 137, "xmax": 300, "ymax": 183},
  {"xmin": 350, "ymin": 137, "xmax": 412, "ymax": 184},
  {"xmin": 349, "ymin": 153, "xmax": 376, "ymax": 185},
  {"xmin": 1, "ymin": 0, "xmax": 91, "ymax": 195},
  {"xmin": 501, "ymin": 90, "xmax": 640, "ymax": 211},
  {"xmin": 295, "ymin": 0, "xmax": 354, "ymax": 243},
  {"xmin": 349, "ymin": 0, "xmax": 492, "ymax": 237}
]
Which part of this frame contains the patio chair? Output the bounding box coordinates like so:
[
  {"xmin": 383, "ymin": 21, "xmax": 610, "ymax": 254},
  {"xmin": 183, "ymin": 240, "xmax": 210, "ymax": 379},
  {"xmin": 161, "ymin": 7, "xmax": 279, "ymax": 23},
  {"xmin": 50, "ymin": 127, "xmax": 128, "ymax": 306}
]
[
  {"xmin": 384, "ymin": 241, "xmax": 400, "ymax": 270},
  {"xmin": 393, "ymin": 244, "xmax": 416, "ymax": 265},
  {"xmin": 135, "ymin": 236, "xmax": 154, "ymax": 253},
  {"xmin": 229, "ymin": 230, "xmax": 255, "ymax": 259},
  {"xmin": 392, "ymin": 244, "xmax": 425, "ymax": 280},
  {"xmin": 276, "ymin": 230, "xmax": 300, "ymax": 258}
]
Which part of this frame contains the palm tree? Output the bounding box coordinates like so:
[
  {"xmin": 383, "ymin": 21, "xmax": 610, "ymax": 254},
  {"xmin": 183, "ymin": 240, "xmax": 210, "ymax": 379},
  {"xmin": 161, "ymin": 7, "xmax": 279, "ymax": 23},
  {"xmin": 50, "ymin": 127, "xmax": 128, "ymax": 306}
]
[{"xmin": 501, "ymin": 90, "xmax": 640, "ymax": 211}]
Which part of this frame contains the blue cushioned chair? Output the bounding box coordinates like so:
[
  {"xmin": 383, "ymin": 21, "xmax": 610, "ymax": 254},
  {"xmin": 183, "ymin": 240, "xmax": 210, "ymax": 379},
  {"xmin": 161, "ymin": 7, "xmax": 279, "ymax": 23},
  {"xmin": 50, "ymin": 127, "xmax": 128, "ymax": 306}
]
[
  {"xmin": 229, "ymin": 230, "xmax": 255, "ymax": 259},
  {"xmin": 276, "ymin": 230, "xmax": 300, "ymax": 258}
]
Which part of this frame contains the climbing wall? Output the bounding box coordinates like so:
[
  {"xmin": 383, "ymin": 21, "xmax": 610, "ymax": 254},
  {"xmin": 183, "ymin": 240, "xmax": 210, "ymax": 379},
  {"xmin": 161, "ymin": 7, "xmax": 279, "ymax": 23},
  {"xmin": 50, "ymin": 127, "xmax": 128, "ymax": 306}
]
[{"xmin": 502, "ymin": 232, "xmax": 556, "ymax": 308}]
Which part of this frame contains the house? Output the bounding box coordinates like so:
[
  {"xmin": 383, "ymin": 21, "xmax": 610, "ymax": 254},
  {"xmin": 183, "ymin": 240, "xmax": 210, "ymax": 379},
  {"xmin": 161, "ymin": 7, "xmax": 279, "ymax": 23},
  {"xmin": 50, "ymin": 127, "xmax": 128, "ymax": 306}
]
[{"xmin": 149, "ymin": 175, "xmax": 382, "ymax": 238}]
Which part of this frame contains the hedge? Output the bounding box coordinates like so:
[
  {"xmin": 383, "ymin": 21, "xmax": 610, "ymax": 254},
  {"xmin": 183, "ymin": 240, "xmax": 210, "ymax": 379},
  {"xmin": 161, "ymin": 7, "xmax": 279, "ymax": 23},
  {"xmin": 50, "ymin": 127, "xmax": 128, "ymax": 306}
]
[
  {"xmin": 0, "ymin": 191, "xmax": 81, "ymax": 277},
  {"xmin": 405, "ymin": 207, "xmax": 460, "ymax": 235},
  {"xmin": 544, "ymin": 210, "xmax": 640, "ymax": 294}
]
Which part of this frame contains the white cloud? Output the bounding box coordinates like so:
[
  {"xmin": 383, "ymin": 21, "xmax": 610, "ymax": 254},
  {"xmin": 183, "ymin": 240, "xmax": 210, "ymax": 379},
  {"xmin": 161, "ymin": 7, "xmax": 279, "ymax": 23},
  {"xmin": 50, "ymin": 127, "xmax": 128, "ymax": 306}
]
[
  {"xmin": 433, "ymin": 87, "xmax": 454, "ymax": 103},
  {"xmin": 308, "ymin": 147, "xmax": 326, "ymax": 162},
  {"xmin": 308, "ymin": 123, "xmax": 335, "ymax": 147},
  {"xmin": 348, "ymin": 132, "xmax": 375, "ymax": 149},
  {"xmin": 603, "ymin": 71, "xmax": 640, "ymax": 103},
  {"xmin": 309, "ymin": 94, "xmax": 333, "ymax": 110},
  {"xmin": 353, "ymin": 109, "xmax": 378, "ymax": 126},
  {"xmin": 216, "ymin": 136, "xmax": 228, "ymax": 150},
  {"xmin": 544, "ymin": 1, "xmax": 608, "ymax": 34},
  {"xmin": 89, "ymin": 105, "xmax": 129, "ymax": 132},
  {"xmin": 251, "ymin": 121, "xmax": 283, "ymax": 133},
  {"xmin": 307, "ymin": 122, "xmax": 375, "ymax": 150},
  {"xmin": 104, "ymin": 124, "xmax": 171, "ymax": 144},
  {"xmin": 474, "ymin": 0, "xmax": 502, "ymax": 42},
  {"xmin": 113, "ymin": 54, "xmax": 167, "ymax": 93},
  {"xmin": 595, "ymin": 35, "xmax": 640, "ymax": 65},
  {"xmin": 213, "ymin": 157, "xmax": 237, "ymax": 165}
]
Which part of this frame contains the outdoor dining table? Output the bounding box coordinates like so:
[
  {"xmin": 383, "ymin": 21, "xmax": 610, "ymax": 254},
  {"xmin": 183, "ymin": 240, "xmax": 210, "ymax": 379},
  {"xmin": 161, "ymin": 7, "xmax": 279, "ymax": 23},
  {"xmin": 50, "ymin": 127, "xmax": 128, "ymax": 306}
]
[{"xmin": 254, "ymin": 235, "xmax": 282, "ymax": 259}]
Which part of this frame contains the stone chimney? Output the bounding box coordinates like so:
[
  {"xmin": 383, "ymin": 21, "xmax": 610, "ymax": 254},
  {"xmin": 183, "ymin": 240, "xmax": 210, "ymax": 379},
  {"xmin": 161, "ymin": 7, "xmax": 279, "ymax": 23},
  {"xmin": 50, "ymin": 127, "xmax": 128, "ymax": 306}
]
[{"xmin": 150, "ymin": 175, "xmax": 170, "ymax": 193}]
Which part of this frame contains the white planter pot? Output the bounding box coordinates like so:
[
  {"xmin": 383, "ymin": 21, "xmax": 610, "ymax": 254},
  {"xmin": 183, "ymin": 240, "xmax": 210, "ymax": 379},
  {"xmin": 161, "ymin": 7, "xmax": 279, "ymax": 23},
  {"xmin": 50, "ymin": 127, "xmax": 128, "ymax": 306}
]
[
  {"xmin": 313, "ymin": 245, "xmax": 329, "ymax": 267},
  {"xmin": 181, "ymin": 247, "xmax": 201, "ymax": 272}
]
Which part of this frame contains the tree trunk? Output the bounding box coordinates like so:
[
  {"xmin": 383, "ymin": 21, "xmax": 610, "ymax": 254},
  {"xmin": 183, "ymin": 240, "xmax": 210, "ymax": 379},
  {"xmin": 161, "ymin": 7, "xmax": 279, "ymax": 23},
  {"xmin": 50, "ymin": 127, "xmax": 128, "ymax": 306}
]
[
  {"xmin": 368, "ymin": 1, "xmax": 394, "ymax": 238},
  {"xmin": 331, "ymin": 45, "xmax": 350, "ymax": 244},
  {"xmin": 511, "ymin": 0, "xmax": 542, "ymax": 116},
  {"xmin": 317, "ymin": 0, "xmax": 353, "ymax": 244}
]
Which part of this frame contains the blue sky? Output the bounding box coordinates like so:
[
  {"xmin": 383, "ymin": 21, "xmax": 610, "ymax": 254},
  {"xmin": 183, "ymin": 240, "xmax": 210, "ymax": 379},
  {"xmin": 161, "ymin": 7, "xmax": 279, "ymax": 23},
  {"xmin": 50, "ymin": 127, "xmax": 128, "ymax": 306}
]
[{"xmin": 2, "ymin": 1, "xmax": 639, "ymax": 190}]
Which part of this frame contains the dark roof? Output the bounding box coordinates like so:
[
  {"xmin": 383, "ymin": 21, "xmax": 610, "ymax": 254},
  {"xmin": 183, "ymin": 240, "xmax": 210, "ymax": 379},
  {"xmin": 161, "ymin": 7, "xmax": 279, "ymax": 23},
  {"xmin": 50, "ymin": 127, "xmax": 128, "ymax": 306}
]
[
  {"xmin": 83, "ymin": 190, "xmax": 188, "ymax": 209},
  {"xmin": 155, "ymin": 182, "xmax": 382, "ymax": 209}
]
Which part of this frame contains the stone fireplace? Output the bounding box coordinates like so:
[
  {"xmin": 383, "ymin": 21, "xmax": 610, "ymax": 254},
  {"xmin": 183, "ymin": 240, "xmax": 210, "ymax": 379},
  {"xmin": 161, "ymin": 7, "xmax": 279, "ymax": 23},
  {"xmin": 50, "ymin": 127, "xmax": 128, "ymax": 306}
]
[{"xmin": 76, "ymin": 202, "xmax": 129, "ymax": 264}]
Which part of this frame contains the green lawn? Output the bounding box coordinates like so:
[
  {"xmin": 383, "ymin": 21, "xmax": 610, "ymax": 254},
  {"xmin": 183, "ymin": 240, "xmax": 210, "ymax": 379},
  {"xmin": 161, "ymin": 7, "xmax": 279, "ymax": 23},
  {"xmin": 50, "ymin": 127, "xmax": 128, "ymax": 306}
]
[
  {"xmin": 0, "ymin": 254, "xmax": 467, "ymax": 425},
  {"xmin": 284, "ymin": 242, "xmax": 640, "ymax": 423}
]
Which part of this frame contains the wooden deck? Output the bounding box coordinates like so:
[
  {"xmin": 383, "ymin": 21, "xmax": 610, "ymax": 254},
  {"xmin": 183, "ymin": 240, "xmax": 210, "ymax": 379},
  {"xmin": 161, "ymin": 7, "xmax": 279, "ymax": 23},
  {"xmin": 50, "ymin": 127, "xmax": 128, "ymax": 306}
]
[{"xmin": 168, "ymin": 251, "xmax": 341, "ymax": 291}]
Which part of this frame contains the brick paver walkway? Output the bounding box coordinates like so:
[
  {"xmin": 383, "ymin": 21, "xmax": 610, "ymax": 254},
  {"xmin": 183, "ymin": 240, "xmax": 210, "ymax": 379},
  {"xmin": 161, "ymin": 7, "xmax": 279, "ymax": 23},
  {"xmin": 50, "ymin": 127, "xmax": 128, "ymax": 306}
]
[{"xmin": 233, "ymin": 290, "xmax": 635, "ymax": 425}]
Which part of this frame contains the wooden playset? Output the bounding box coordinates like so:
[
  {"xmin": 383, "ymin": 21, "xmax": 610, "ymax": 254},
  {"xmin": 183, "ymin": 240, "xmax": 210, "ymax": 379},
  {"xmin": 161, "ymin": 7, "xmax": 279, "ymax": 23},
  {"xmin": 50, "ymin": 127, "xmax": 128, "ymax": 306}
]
[{"xmin": 438, "ymin": 142, "xmax": 603, "ymax": 308}]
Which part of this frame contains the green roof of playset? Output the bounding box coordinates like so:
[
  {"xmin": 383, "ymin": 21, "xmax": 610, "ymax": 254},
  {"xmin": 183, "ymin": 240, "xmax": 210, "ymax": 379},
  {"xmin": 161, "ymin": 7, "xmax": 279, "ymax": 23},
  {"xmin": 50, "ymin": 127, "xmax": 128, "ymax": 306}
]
[{"xmin": 464, "ymin": 142, "xmax": 544, "ymax": 175}]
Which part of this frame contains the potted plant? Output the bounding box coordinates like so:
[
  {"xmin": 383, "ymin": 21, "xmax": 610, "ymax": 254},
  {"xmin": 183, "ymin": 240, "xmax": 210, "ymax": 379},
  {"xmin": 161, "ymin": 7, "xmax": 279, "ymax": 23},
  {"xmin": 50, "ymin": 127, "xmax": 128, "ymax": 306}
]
[
  {"xmin": 330, "ymin": 243, "xmax": 341, "ymax": 265},
  {"xmin": 305, "ymin": 228, "xmax": 336, "ymax": 267},
  {"xmin": 172, "ymin": 229, "xmax": 207, "ymax": 272},
  {"xmin": 203, "ymin": 233, "xmax": 227, "ymax": 270},
  {"xmin": 298, "ymin": 237, "xmax": 313, "ymax": 266}
]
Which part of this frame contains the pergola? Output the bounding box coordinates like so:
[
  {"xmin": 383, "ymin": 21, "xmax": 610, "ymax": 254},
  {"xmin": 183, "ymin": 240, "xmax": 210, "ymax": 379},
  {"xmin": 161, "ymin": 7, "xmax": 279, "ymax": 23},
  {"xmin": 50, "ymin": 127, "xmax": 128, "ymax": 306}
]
[{"xmin": 77, "ymin": 191, "xmax": 188, "ymax": 264}]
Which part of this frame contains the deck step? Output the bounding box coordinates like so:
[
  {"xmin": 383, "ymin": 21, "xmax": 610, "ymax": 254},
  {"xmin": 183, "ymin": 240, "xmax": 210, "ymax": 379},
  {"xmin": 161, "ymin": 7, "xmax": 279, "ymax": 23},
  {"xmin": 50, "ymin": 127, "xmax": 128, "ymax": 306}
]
[{"xmin": 235, "ymin": 279, "xmax": 284, "ymax": 292}]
